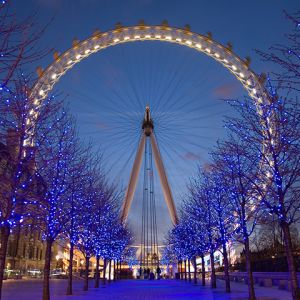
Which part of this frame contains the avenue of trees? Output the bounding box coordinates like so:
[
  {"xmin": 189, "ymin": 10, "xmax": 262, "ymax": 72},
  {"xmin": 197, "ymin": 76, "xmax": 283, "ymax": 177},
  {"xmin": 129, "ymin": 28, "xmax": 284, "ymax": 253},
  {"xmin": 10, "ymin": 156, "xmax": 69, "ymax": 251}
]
[
  {"xmin": 166, "ymin": 10, "xmax": 300, "ymax": 300},
  {"xmin": 0, "ymin": 3, "xmax": 132, "ymax": 300},
  {"xmin": 0, "ymin": 2, "xmax": 299, "ymax": 300}
]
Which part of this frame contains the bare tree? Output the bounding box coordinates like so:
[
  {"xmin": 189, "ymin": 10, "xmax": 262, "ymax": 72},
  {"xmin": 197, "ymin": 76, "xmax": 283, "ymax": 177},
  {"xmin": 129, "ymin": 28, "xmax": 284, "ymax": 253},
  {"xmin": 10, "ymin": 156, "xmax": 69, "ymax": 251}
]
[
  {"xmin": 225, "ymin": 89, "xmax": 300, "ymax": 299},
  {"xmin": 253, "ymin": 12, "xmax": 300, "ymax": 299},
  {"xmin": 212, "ymin": 138, "xmax": 261, "ymax": 300},
  {"xmin": 35, "ymin": 108, "xmax": 77, "ymax": 300},
  {"xmin": 0, "ymin": 4, "xmax": 55, "ymax": 297},
  {"xmin": 206, "ymin": 167, "xmax": 234, "ymax": 293},
  {"xmin": 187, "ymin": 174, "xmax": 218, "ymax": 289},
  {"xmin": 161, "ymin": 241, "xmax": 177, "ymax": 278},
  {"xmin": 257, "ymin": 11, "xmax": 300, "ymax": 91},
  {"xmin": 75, "ymin": 152, "xmax": 105, "ymax": 291},
  {"xmin": 0, "ymin": 76, "xmax": 61, "ymax": 300},
  {"xmin": 96, "ymin": 203, "xmax": 129, "ymax": 283},
  {"xmin": 64, "ymin": 142, "xmax": 91, "ymax": 295},
  {"xmin": 109, "ymin": 223, "xmax": 132, "ymax": 282},
  {"xmin": 167, "ymin": 204, "xmax": 208, "ymax": 285},
  {"xmin": 0, "ymin": 2, "xmax": 50, "ymax": 86}
]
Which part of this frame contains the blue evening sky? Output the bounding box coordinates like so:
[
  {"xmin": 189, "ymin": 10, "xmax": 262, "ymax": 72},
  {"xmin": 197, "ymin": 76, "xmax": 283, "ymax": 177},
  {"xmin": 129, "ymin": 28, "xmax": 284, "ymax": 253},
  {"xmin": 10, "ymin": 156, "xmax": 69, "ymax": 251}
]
[{"xmin": 14, "ymin": 0, "xmax": 299, "ymax": 244}]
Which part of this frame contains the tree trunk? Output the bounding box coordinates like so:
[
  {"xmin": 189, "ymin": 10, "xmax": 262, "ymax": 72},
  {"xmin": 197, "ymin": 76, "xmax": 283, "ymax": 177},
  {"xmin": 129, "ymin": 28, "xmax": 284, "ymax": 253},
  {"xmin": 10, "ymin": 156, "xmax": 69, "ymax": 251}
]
[
  {"xmin": 66, "ymin": 242, "xmax": 74, "ymax": 295},
  {"xmin": 117, "ymin": 260, "xmax": 119, "ymax": 279},
  {"xmin": 0, "ymin": 225, "xmax": 10, "ymax": 300},
  {"xmin": 113, "ymin": 260, "xmax": 116, "ymax": 281},
  {"xmin": 95, "ymin": 255, "xmax": 100, "ymax": 288},
  {"xmin": 210, "ymin": 250, "xmax": 216, "ymax": 288},
  {"xmin": 184, "ymin": 260, "xmax": 187, "ymax": 281},
  {"xmin": 12, "ymin": 223, "xmax": 21, "ymax": 269},
  {"xmin": 102, "ymin": 259, "xmax": 107, "ymax": 286},
  {"xmin": 244, "ymin": 237, "xmax": 256, "ymax": 300},
  {"xmin": 193, "ymin": 256, "xmax": 197, "ymax": 284},
  {"xmin": 108, "ymin": 259, "xmax": 112, "ymax": 282},
  {"xmin": 281, "ymin": 222, "xmax": 300, "ymax": 300},
  {"xmin": 188, "ymin": 259, "xmax": 191, "ymax": 282},
  {"xmin": 222, "ymin": 242, "xmax": 231, "ymax": 293},
  {"xmin": 83, "ymin": 256, "xmax": 89, "ymax": 291},
  {"xmin": 43, "ymin": 238, "xmax": 53, "ymax": 300},
  {"xmin": 201, "ymin": 254, "xmax": 205, "ymax": 286}
]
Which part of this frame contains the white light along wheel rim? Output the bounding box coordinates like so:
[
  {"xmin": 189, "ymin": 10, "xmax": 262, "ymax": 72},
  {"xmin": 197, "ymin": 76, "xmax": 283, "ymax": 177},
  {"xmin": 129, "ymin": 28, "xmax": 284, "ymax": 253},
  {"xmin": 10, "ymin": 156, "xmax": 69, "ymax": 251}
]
[
  {"xmin": 28, "ymin": 24, "xmax": 267, "ymax": 144},
  {"xmin": 26, "ymin": 23, "xmax": 272, "ymax": 221}
]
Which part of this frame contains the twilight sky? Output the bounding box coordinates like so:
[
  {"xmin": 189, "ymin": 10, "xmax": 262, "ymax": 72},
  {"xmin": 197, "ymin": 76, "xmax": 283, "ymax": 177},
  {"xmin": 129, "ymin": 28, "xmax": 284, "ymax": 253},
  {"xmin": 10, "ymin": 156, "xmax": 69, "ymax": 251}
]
[{"xmin": 14, "ymin": 0, "xmax": 299, "ymax": 244}]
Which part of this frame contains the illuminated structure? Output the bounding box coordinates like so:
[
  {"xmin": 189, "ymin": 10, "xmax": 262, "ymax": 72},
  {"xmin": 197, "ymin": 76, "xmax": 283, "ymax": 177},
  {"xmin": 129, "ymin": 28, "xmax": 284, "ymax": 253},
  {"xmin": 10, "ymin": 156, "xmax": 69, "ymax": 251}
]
[
  {"xmin": 0, "ymin": 131, "xmax": 55, "ymax": 274},
  {"xmin": 22, "ymin": 22, "xmax": 271, "ymax": 270},
  {"xmin": 121, "ymin": 106, "xmax": 178, "ymax": 225},
  {"xmin": 27, "ymin": 21, "xmax": 268, "ymax": 148},
  {"xmin": 21, "ymin": 23, "xmax": 272, "ymax": 273},
  {"xmin": 24, "ymin": 20, "xmax": 270, "ymax": 225},
  {"xmin": 119, "ymin": 106, "xmax": 177, "ymax": 272}
]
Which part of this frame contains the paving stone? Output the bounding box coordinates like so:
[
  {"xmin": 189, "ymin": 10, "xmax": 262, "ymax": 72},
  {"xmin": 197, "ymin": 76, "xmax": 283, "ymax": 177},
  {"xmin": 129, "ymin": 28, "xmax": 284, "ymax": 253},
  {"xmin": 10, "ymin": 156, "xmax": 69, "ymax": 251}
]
[{"xmin": 2, "ymin": 278, "xmax": 293, "ymax": 300}]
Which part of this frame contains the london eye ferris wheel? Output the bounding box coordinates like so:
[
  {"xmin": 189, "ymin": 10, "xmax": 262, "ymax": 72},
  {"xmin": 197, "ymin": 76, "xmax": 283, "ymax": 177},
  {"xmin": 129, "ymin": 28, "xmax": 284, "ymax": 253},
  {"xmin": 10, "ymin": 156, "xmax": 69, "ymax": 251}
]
[{"xmin": 27, "ymin": 23, "xmax": 265, "ymax": 257}]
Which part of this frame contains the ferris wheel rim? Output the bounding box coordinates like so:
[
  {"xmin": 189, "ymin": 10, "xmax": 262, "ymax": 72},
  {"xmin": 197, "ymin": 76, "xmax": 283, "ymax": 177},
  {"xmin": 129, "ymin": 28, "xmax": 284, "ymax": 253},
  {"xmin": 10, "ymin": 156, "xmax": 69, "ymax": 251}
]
[
  {"xmin": 24, "ymin": 22, "xmax": 273, "ymax": 228},
  {"xmin": 30, "ymin": 23, "xmax": 266, "ymax": 103}
]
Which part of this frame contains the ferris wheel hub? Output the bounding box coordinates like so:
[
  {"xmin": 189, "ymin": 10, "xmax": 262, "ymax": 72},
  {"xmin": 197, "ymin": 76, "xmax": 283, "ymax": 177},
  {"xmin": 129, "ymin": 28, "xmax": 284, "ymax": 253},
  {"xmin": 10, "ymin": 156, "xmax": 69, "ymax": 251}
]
[{"xmin": 142, "ymin": 105, "xmax": 154, "ymax": 136}]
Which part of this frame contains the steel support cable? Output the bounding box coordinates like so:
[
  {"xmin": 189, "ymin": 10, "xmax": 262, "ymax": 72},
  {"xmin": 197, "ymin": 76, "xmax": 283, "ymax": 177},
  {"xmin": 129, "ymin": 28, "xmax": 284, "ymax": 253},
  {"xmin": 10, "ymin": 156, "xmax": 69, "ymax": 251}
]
[
  {"xmin": 157, "ymin": 55, "xmax": 197, "ymax": 114},
  {"xmin": 162, "ymin": 68, "xmax": 216, "ymax": 114},
  {"xmin": 154, "ymin": 61, "xmax": 185, "ymax": 114},
  {"xmin": 108, "ymin": 132, "xmax": 141, "ymax": 184},
  {"xmin": 103, "ymin": 136, "xmax": 140, "ymax": 180},
  {"xmin": 121, "ymin": 47, "xmax": 144, "ymax": 111},
  {"xmin": 150, "ymin": 143, "xmax": 156, "ymax": 268},
  {"xmin": 144, "ymin": 44, "xmax": 173, "ymax": 112},
  {"xmin": 148, "ymin": 139, "xmax": 153, "ymax": 268},
  {"xmin": 104, "ymin": 46, "xmax": 144, "ymax": 112},
  {"xmin": 129, "ymin": 45, "xmax": 151, "ymax": 111},
  {"xmin": 157, "ymin": 131, "xmax": 211, "ymax": 153},
  {"xmin": 145, "ymin": 43, "xmax": 162, "ymax": 108},
  {"xmin": 159, "ymin": 135, "xmax": 211, "ymax": 158},
  {"xmin": 140, "ymin": 172, "xmax": 144, "ymax": 269},
  {"xmin": 67, "ymin": 89, "xmax": 133, "ymax": 119},
  {"xmin": 120, "ymin": 44, "xmax": 148, "ymax": 111},
  {"xmin": 144, "ymin": 137, "xmax": 149, "ymax": 269},
  {"xmin": 146, "ymin": 137, "xmax": 150, "ymax": 268},
  {"xmin": 149, "ymin": 142, "xmax": 159, "ymax": 267},
  {"xmin": 140, "ymin": 134, "xmax": 161, "ymax": 271},
  {"xmin": 157, "ymin": 60, "xmax": 194, "ymax": 113}
]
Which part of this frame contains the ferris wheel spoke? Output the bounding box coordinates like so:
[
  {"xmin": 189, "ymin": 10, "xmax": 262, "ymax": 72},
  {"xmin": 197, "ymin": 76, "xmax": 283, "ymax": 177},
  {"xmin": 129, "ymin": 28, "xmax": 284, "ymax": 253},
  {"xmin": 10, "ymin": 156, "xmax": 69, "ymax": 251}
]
[{"xmin": 47, "ymin": 32, "xmax": 249, "ymax": 247}]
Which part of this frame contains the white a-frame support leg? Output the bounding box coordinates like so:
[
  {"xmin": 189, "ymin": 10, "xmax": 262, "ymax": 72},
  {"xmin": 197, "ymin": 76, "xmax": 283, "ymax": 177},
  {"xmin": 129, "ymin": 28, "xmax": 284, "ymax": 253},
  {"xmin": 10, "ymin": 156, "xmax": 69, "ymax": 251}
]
[
  {"xmin": 120, "ymin": 134, "xmax": 146, "ymax": 222},
  {"xmin": 150, "ymin": 133, "xmax": 178, "ymax": 225},
  {"xmin": 121, "ymin": 132, "xmax": 178, "ymax": 225}
]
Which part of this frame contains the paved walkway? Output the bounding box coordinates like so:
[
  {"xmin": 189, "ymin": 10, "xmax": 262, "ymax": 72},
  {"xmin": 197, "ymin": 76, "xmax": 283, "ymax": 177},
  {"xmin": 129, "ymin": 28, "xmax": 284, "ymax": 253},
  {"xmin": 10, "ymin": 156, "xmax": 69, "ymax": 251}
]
[{"xmin": 2, "ymin": 278, "xmax": 292, "ymax": 300}]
